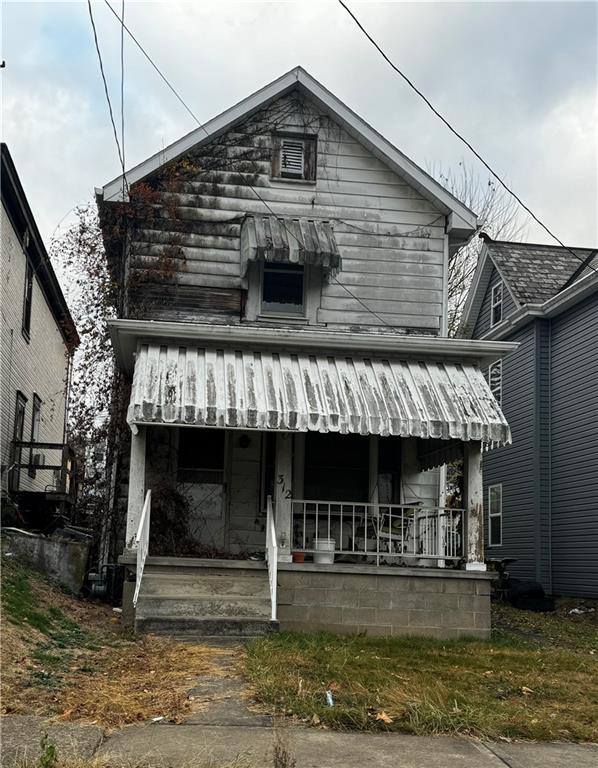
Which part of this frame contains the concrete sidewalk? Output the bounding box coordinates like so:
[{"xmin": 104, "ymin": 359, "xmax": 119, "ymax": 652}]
[
  {"xmin": 2, "ymin": 715, "xmax": 598, "ymax": 768},
  {"xmin": 98, "ymin": 722, "xmax": 598, "ymax": 767}
]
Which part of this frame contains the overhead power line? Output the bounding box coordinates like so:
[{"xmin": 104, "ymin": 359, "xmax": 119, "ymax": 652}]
[
  {"xmin": 87, "ymin": 0, "xmax": 125, "ymax": 180},
  {"xmin": 338, "ymin": 0, "xmax": 598, "ymax": 277}
]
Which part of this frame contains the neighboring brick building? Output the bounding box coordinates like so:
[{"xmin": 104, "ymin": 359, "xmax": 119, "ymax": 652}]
[{"xmin": 1, "ymin": 143, "xmax": 79, "ymax": 526}]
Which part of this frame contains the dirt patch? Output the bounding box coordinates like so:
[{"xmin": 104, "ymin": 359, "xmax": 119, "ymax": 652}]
[{"xmin": 1, "ymin": 555, "xmax": 233, "ymax": 728}]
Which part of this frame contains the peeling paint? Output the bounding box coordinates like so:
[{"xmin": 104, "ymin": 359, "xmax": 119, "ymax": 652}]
[{"xmin": 128, "ymin": 343, "xmax": 511, "ymax": 443}]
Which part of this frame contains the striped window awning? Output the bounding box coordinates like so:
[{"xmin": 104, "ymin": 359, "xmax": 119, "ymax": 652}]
[
  {"xmin": 240, "ymin": 215, "xmax": 341, "ymax": 277},
  {"xmin": 128, "ymin": 343, "xmax": 511, "ymax": 445}
]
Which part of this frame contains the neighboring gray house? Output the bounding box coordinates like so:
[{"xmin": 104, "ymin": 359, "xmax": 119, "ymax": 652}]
[
  {"xmin": 460, "ymin": 235, "xmax": 598, "ymax": 598},
  {"xmin": 97, "ymin": 67, "xmax": 514, "ymax": 640}
]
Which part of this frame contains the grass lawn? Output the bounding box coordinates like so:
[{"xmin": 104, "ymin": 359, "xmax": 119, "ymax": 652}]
[
  {"xmin": 245, "ymin": 602, "xmax": 598, "ymax": 742},
  {"xmin": 1, "ymin": 555, "xmax": 226, "ymax": 728}
]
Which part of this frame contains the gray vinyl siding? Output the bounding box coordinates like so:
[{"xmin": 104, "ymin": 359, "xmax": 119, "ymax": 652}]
[
  {"xmin": 483, "ymin": 324, "xmax": 536, "ymax": 580},
  {"xmin": 473, "ymin": 266, "xmax": 516, "ymax": 337},
  {"xmin": 550, "ymin": 291, "xmax": 598, "ymax": 597},
  {"xmin": 536, "ymin": 320, "xmax": 552, "ymax": 590}
]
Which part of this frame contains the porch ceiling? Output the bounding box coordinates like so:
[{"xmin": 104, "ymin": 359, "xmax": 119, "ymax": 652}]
[{"xmin": 127, "ymin": 343, "xmax": 511, "ymax": 444}]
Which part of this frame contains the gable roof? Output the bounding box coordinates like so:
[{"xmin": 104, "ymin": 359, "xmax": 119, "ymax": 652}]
[
  {"xmin": 459, "ymin": 234, "xmax": 598, "ymax": 338},
  {"xmin": 484, "ymin": 237, "xmax": 598, "ymax": 305},
  {"xmin": 1, "ymin": 144, "xmax": 79, "ymax": 349},
  {"xmin": 98, "ymin": 66, "xmax": 477, "ymax": 240}
]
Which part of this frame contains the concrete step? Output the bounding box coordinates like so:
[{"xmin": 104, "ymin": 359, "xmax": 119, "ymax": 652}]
[
  {"xmin": 135, "ymin": 616, "xmax": 278, "ymax": 638},
  {"xmin": 136, "ymin": 595, "xmax": 271, "ymax": 620},
  {"xmin": 139, "ymin": 573, "xmax": 270, "ymax": 599}
]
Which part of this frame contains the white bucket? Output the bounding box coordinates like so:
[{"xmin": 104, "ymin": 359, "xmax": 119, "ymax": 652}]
[{"xmin": 314, "ymin": 538, "xmax": 336, "ymax": 565}]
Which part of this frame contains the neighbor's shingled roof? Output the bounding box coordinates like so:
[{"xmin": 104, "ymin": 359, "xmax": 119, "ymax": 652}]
[{"xmin": 483, "ymin": 236, "xmax": 598, "ymax": 305}]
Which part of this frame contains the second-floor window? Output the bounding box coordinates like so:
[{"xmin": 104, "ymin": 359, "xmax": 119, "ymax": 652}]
[
  {"xmin": 22, "ymin": 259, "xmax": 34, "ymax": 340},
  {"xmin": 490, "ymin": 281, "xmax": 503, "ymax": 327},
  {"xmin": 488, "ymin": 360, "xmax": 503, "ymax": 407},
  {"xmin": 261, "ymin": 263, "xmax": 305, "ymax": 315}
]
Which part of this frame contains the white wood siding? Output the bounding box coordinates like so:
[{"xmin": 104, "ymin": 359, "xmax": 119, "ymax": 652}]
[
  {"xmin": 1, "ymin": 203, "xmax": 69, "ymax": 495},
  {"xmin": 130, "ymin": 92, "xmax": 447, "ymax": 332}
]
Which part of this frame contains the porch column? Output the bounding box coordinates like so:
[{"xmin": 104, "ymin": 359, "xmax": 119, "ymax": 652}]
[
  {"xmin": 125, "ymin": 426, "xmax": 146, "ymax": 550},
  {"xmin": 274, "ymin": 432, "xmax": 293, "ymax": 562},
  {"xmin": 463, "ymin": 440, "xmax": 486, "ymax": 571}
]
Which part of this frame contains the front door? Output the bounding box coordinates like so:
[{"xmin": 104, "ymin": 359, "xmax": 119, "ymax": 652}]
[{"xmin": 177, "ymin": 429, "xmax": 227, "ymax": 554}]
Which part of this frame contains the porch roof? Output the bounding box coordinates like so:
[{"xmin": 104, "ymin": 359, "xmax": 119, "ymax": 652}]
[{"xmin": 127, "ymin": 343, "xmax": 511, "ymax": 444}]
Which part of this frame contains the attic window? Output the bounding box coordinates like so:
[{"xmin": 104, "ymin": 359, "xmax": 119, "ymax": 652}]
[
  {"xmin": 491, "ymin": 281, "xmax": 503, "ymax": 327},
  {"xmin": 272, "ymin": 134, "xmax": 316, "ymax": 181}
]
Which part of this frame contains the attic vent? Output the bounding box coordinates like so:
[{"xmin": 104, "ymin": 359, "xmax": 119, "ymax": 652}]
[{"xmin": 281, "ymin": 139, "xmax": 304, "ymax": 176}]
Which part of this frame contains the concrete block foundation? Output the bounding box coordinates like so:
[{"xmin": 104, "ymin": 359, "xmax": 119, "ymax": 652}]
[{"xmin": 277, "ymin": 563, "xmax": 493, "ymax": 639}]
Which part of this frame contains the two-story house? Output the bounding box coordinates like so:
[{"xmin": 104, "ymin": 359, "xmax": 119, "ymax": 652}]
[
  {"xmin": 97, "ymin": 68, "xmax": 515, "ymax": 639},
  {"xmin": 460, "ymin": 234, "xmax": 598, "ymax": 598},
  {"xmin": 1, "ymin": 144, "xmax": 79, "ymax": 526}
]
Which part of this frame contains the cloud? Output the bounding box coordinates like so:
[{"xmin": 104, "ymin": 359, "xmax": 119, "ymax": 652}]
[{"xmin": 2, "ymin": 0, "xmax": 596, "ymax": 246}]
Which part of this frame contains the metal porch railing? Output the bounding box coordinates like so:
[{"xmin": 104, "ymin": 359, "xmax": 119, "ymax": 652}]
[
  {"xmin": 265, "ymin": 494, "xmax": 278, "ymax": 622},
  {"xmin": 291, "ymin": 499, "xmax": 463, "ymax": 566},
  {"xmin": 133, "ymin": 489, "xmax": 152, "ymax": 607}
]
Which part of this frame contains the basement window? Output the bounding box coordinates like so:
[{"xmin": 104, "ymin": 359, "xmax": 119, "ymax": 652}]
[
  {"xmin": 488, "ymin": 484, "xmax": 502, "ymax": 546},
  {"xmin": 488, "ymin": 360, "xmax": 502, "ymax": 407},
  {"xmin": 261, "ymin": 263, "xmax": 305, "ymax": 315},
  {"xmin": 490, "ymin": 281, "xmax": 503, "ymax": 327},
  {"xmin": 272, "ymin": 134, "xmax": 316, "ymax": 182}
]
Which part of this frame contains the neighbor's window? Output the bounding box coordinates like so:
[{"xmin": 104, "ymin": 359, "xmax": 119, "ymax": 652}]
[
  {"xmin": 272, "ymin": 134, "xmax": 316, "ymax": 181},
  {"xmin": 488, "ymin": 360, "xmax": 503, "ymax": 407},
  {"xmin": 10, "ymin": 392, "xmax": 27, "ymax": 491},
  {"xmin": 488, "ymin": 484, "xmax": 502, "ymax": 546},
  {"xmin": 261, "ymin": 263, "xmax": 305, "ymax": 315},
  {"xmin": 28, "ymin": 394, "xmax": 42, "ymax": 478},
  {"xmin": 490, "ymin": 281, "xmax": 503, "ymax": 327},
  {"xmin": 22, "ymin": 259, "xmax": 34, "ymax": 340}
]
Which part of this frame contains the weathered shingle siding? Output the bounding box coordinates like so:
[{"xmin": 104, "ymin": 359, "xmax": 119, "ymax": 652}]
[
  {"xmin": 483, "ymin": 324, "xmax": 536, "ymax": 580},
  {"xmin": 128, "ymin": 92, "xmax": 447, "ymax": 332},
  {"xmin": 472, "ymin": 265, "xmax": 516, "ymax": 337},
  {"xmin": 550, "ymin": 290, "xmax": 598, "ymax": 597},
  {"xmin": 1, "ymin": 203, "xmax": 69, "ymax": 495}
]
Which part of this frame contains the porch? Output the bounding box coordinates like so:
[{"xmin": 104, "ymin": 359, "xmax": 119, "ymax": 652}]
[{"xmin": 112, "ymin": 323, "xmax": 513, "ymax": 639}]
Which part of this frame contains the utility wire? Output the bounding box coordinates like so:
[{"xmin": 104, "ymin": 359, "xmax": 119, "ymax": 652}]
[
  {"xmin": 338, "ymin": 0, "xmax": 598, "ymax": 277},
  {"xmin": 120, "ymin": 0, "xmax": 126, "ymax": 197},
  {"xmin": 87, "ymin": 0, "xmax": 125, "ymax": 180}
]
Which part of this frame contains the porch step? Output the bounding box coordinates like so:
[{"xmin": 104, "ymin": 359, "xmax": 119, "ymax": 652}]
[
  {"xmin": 136, "ymin": 595, "xmax": 271, "ymax": 620},
  {"xmin": 133, "ymin": 561, "xmax": 276, "ymax": 639},
  {"xmin": 135, "ymin": 616, "xmax": 278, "ymax": 638},
  {"xmin": 139, "ymin": 572, "xmax": 270, "ymax": 599}
]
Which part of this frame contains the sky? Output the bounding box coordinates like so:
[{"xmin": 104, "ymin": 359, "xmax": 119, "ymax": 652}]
[{"xmin": 2, "ymin": 0, "xmax": 597, "ymax": 247}]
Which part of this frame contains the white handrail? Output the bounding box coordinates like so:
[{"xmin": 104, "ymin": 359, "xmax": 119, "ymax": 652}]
[
  {"xmin": 133, "ymin": 489, "xmax": 151, "ymax": 608},
  {"xmin": 265, "ymin": 494, "xmax": 278, "ymax": 622}
]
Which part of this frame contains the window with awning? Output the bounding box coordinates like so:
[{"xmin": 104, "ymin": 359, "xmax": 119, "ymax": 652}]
[{"xmin": 240, "ymin": 215, "xmax": 341, "ymax": 279}]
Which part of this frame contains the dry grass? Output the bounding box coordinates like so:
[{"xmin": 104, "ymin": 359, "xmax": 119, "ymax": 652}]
[
  {"xmin": 244, "ymin": 605, "xmax": 598, "ymax": 742},
  {"xmin": 1, "ymin": 555, "xmax": 229, "ymax": 728}
]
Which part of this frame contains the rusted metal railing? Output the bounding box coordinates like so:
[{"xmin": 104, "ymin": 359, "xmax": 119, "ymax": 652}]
[
  {"xmin": 133, "ymin": 489, "xmax": 152, "ymax": 608},
  {"xmin": 291, "ymin": 499, "xmax": 463, "ymax": 566},
  {"xmin": 265, "ymin": 494, "xmax": 278, "ymax": 622}
]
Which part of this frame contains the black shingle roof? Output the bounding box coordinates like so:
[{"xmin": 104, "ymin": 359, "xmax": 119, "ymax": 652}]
[{"xmin": 483, "ymin": 237, "xmax": 598, "ymax": 305}]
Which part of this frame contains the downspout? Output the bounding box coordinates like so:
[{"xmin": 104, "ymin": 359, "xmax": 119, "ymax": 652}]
[{"xmin": 548, "ymin": 320, "xmax": 552, "ymax": 595}]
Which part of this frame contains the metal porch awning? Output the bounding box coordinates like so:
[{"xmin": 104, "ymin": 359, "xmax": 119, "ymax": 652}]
[
  {"xmin": 128, "ymin": 343, "xmax": 511, "ymax": 444},
  {"xmin": 240, "ymin": 215, "xmax": 341, "ymax": 277}
]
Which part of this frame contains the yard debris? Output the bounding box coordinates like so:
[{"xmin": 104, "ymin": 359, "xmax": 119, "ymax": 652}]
[
  {"xmin": 310, "ymin": 714, "xmax": 321, "ymax": 726},
  {"xmin": 151, "ymin": 716, "xmax": 165, "ymax": 722},
  {"xmin": 520, "ymin": 686, "xmax": 534, "ymax": 696},
  {"xmin": 325, "ymin": 689, "xmax": 334, "ymax": 707},
  {"xmin": 375, "ymin": 710, "xmax": 393, "ymax": 724},
  {"xmin": 569, "ymin": 607, "xmax": 595, "ymax": 615}
]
